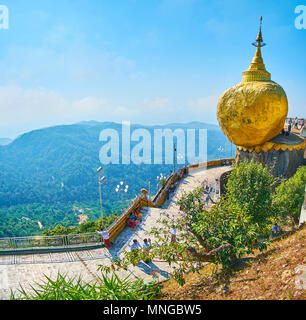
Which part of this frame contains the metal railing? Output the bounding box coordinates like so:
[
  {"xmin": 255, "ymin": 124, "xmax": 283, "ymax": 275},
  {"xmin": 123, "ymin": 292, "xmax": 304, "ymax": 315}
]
[
  {"xmin": 106, "ymin": 194, "xmax": 144, "ymax": 234},
  {"xmin": 0, "ymin": 232, "xmax": 102, "ymax": 252},
  {"xmin": 153, "ymin": 172, "xmax": 178, "ymax": 206},
  {"xmin": 285, "ymin": 117, "xmax": 305, "ymax": 122}
]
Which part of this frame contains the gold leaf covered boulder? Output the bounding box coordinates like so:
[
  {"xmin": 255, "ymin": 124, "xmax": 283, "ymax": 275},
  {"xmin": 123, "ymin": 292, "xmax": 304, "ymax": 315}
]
[{"xmin": 217, "ymin": 18, "xmax": 288, "ymax": 147}]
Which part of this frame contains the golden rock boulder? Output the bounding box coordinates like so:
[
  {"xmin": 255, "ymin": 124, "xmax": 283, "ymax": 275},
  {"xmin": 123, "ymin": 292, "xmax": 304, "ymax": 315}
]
[
  {"xmin": 217, "ymin": 81, "xmax": 288, "ymax": 147},
  {"xmin": 217, "ymin": 20, "xmax": 288, "ymax": 147}
]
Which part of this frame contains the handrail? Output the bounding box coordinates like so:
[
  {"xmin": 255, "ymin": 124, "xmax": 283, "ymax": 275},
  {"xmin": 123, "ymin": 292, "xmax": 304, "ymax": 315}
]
[
  {"xmin": 153, "ymin": 172, "xmax": 178, "ymax": 206},
  {"xmin": 187, "ymin": 158, "xmax": 234, "ymax": 173},
  {"xmin": 152, "ymin": 173, "xmax": 175, "ymax": 204},
  {"xmin": 286, "ymin": 118, "xmax": 305, "ymax": 121},
  {"xmin": 106, "ymin": 194, "xmax": 141, "ymax": 232},
  {"xmin": 106, "ymin": 158, "xmax": 235, "ymax": 242},
  {"xmin": 0, "ymin": 232, "xmax": 101, "ymax": 251}
]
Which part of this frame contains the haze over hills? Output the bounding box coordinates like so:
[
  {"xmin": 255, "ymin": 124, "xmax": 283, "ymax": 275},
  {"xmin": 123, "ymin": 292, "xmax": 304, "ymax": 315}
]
[{"xmin": 0, "ymin": 121, "xmax": 234, "ymax": 237}]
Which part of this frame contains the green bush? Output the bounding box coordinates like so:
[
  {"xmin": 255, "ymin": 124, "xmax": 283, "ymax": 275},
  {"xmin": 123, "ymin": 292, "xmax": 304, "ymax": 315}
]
[
  {"xmin": 191, "ymin": 197, "xmax": 268, "ymax": 268},
  {"xmin": 226, "ymin": 160, "xmax": 276, "ymax": 233},
  {"xmin": 273, "ymin": 166, "xmax": 306, "ymax": 226},
  {"xmin": 11, "ymin": 272, "xmax": 160, "ymax": 300}
]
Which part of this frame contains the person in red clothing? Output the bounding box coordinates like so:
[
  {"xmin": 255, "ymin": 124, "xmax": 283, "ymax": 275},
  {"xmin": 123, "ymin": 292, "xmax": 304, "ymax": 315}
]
[
  {"xmin": 127, "ymin": 219, "xmax": 136, "ymax": 228},
  {"xmin": 96, "ymin": 227, "xmax": 111, "ymax": 249}
]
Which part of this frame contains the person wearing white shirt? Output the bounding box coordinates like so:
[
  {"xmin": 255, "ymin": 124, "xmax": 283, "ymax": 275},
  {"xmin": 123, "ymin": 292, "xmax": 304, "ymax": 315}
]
[
  {"xmin": 96, "ymin": 228, "xmax": 111, "ymax": 249},
  {"xmin": 170, "ymin": 226, "xmax": 176, "ymax": 243},
  {"xmin": 143, "ymin": 238, "xmax": 151, "ymax": 263},
  {"xmin": 130, "ymin": 239, "xmax": 142, "ymax": 252}
]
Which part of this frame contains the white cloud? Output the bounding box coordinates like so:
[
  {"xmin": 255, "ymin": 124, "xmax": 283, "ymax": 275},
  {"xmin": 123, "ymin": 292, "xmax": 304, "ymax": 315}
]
[
  {"xmin": 141, "ymin": 97, "xmax": 170, "ymax": 110},
  {"xmin": 0, "ymin": 85, "xmax": 218, "ymax": 138},
  {"xmin": 71, "ymin": 96, "xmax": 109, "ymax": 115},
  {"xmin": 187, "ymin": 95, "xmax": 218, "ymax": 111},
  {"xmin": 0, "ymin": 86, "xmax": 110, "ymax": 137}
]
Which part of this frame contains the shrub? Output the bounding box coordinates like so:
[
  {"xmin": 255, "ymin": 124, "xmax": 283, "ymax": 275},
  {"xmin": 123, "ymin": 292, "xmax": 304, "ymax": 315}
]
[
  {"xmin": 11, "ymin": 272, "xmax": 160, "ymax": 300},
  {"xmin": 226, "ymin": 160, "xmax": 276, "ymax": 233},
  {"xmin": 273, "ymin": 166, "xmax": 306, "ymax": 226},
  {"xmin": 191, "ymin": 197, "xmax": 268, "ymax": 269}
]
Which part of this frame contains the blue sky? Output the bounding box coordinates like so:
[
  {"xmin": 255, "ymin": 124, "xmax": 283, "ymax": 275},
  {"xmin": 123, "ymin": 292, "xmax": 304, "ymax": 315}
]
[{"xmin": 0, "ymin": 0, "xmax": 305, "ymax": 138}]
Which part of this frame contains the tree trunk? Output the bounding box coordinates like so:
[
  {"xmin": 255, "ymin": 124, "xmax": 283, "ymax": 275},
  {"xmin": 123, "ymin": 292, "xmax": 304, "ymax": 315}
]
[{"xmin": 186, "ymin": 243, "xmax": 231, "ymax": 262}]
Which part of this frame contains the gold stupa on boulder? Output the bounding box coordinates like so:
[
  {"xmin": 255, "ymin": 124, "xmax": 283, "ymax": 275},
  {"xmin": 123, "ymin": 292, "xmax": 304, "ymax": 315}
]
[{"xmin": 217, "ymin": 17, "xmax": 288, "ymax": 148}]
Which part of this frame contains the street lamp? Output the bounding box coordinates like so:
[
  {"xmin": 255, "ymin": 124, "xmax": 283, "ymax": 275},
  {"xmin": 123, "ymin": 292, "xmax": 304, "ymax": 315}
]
[
  {"xmin": 116, "ymin": 182, "xmax": 128, "ymax": 213},
  {"xmin": 173, "ymin": 143, "xmax": 177, "ymax": 173},
  {"xmin": 156, "ymin": 173, "xmax": 165, "ymax": 189},
  {"xmin": 148, "ymin": 178, "xmax": 151, "ymax": 201},
  {"xmin": 218, "ymin": 146, "xmax": 224, "ymax": 160},
  {"xmin": 97, "ymin": 167, "xmax": 106, "ymax": 228},
  {"xmin": 177, "ymin": 153, "xmax": 184, "ymax": 168}
]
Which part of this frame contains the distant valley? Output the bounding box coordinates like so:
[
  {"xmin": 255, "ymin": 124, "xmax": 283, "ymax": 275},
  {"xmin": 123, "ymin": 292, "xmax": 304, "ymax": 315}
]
[{"xmin": 0, "ymin": 121, "xmax": 234, "ymax": 237}]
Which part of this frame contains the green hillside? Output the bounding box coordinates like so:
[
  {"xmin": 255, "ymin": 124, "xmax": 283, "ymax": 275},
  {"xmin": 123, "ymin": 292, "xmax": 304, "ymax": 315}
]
[{"xmin": 0, "ymin": 121, "xmax": 234, "ymax": 237}]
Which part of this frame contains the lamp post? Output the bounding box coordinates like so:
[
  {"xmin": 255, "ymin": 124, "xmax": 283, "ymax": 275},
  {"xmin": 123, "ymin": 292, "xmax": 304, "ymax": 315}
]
[
  {"xmin": 177, "ymin": 153, "xmax": 184, "ymax": 169},
  {"xmin": 148, "ymin": 178, "xmax": 151, "ymax": 201},
  {"xmin": 218, "ymin": 146, "xmax": 224, "ymax": 160},
  {"xmin": 173, "ymin": 143, "xmax": 177, "ymax": 173},
  {"xmin": 97, "ymin": 167, "xmax": 106, "ymax": 228},
  {"xmin": 156, "ymin": 173, "xmax": 165, "ymax": 189},
  {"xmin": 116, "ymin": 181, "xmax": 128, "ymax": 213}
]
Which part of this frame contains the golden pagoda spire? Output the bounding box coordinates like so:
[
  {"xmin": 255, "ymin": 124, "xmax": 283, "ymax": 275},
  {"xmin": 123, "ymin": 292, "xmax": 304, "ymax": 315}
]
[
  {"xmin": 217, "ymin": 17, "xmax": 288, "ymax": 148},
  {"xmin": 242, "ymin": 17, "xmax": 271, "ymax": 82}
]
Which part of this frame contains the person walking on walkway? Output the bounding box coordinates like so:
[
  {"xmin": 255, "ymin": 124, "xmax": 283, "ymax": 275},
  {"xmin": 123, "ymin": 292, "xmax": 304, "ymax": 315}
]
[
  {"xmin": 130, "ymin": 239, "xmax": 142, "ymax": 252},
  {"xmin": 287, "ymin": 119, "xmax": 292, "ymax": 135},
  {"xmin": 184, "ymin": 163, "xmax": 188, "ymax": 176},
  {"xmin": 143, "ymin": 238, "xmax": 151, "ymax": 263},
  {"xmin": 170, "ymin": 226, "xmax": 177, "ymax": 243},
  {"xmin": 294, "ymin": 117, "xmax": 298, "ymax": 129},
  {"xmin": 96, "ymin": 227, "xmax": 111, "ymax": 249},
  {"xmin": 130, "ymin": 239, "xmax": 142, "ymax": 259}
]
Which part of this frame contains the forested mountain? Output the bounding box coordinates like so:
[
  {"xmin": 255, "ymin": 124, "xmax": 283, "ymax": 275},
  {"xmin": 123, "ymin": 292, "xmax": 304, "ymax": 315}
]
[{"xmin": 0, "ymin": 121, "xmax": 234, "ymax": 237}]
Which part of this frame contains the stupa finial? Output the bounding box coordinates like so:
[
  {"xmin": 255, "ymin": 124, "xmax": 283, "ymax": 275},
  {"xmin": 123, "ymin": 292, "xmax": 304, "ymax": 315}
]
[
  {"xmin": 252, "ymin": 16, "xmax": 266, "ymax": 48},
  {"xmin": 242, "ymin": 16, "xmax": 271, "ymax": 82}
]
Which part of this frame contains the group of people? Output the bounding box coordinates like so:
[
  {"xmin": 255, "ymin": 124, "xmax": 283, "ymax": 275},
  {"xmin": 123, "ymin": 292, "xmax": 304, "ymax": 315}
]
[
  {"xmin": 95, "ymin": 209, "xmax": 144, "ymax": 250},
  {"xmin": 285, "ymin": 118, "xmax": 305, "ymax": 135},
  {"xmin": 130, "ymin": 238, "xmax": 152, "ymax": 263},
  {"xmin": 130, "ymin": 226, "xmax": 176, "ymax": 263},
  {"xmin": 127, "ymin": 209, "xmax": 143, "ymax": 229},
  {"xmin": 97, "ymin": 220, "xmax": 280, "ymax": 252}
]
